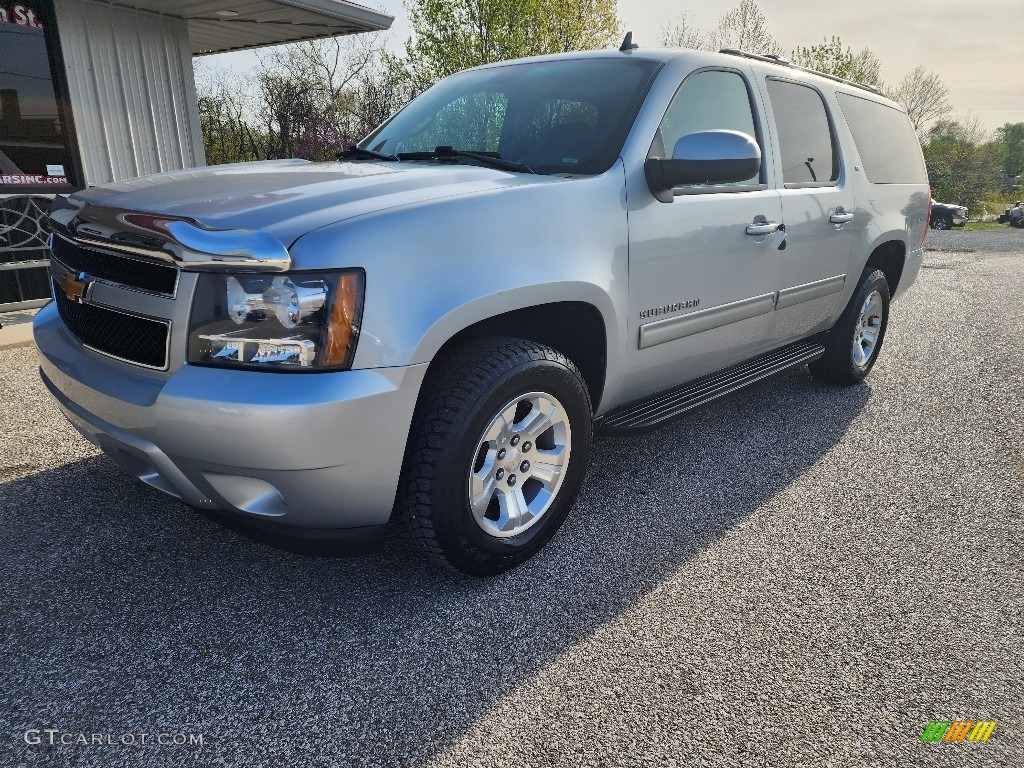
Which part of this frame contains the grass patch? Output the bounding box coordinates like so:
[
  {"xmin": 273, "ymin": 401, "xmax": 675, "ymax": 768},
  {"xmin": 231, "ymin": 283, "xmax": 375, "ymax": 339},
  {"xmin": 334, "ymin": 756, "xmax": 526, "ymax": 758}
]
[{"xmin": 962, "ymin": 221, "xmax": 1010, "ymax": 231}]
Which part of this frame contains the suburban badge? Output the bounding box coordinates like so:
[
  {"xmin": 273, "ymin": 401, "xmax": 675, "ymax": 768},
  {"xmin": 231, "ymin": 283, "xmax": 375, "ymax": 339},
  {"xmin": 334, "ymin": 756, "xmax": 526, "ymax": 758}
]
[{"xmin": 640, "ymin": 299, "xmax": 700, "ymax": 319}]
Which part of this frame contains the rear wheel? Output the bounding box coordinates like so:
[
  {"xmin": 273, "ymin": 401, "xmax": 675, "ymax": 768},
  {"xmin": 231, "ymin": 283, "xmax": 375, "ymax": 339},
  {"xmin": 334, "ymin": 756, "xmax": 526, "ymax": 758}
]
[
  {"xmin": 809, "ymin": 269, "xmax": 890, "ymax": 385},
  {"xmin": 397, "ymin": 338, "xmax": 593, "ymax": 575}
]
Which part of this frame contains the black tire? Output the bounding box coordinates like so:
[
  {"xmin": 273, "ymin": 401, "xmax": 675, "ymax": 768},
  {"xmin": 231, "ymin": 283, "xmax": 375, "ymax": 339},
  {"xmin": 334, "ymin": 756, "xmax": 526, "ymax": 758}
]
[
  {"xmin": 931, "ymin": 215, "xmax": 952, "ymax": 230},
  {"xmin": 397, "ymin": 337, "xmax": 593, "ymax": 576},
  {"xmin": 809, "ymin": 269, "xmax": 891, "ymax": 385}
]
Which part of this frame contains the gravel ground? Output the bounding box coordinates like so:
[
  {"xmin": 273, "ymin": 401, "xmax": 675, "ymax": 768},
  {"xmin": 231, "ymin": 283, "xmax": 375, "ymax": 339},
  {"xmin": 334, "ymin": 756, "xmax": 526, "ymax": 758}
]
[{"xmin": 1, "ymin": 229, "xmax": 1021, "ymax": 767}]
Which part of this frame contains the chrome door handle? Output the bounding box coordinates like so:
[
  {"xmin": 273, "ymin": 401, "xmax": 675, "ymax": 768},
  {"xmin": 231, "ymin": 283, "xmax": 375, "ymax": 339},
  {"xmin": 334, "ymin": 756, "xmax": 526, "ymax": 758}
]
[
  {"xmin": 830, "ymin": 212, "xmax": 854, "ymax": 224},
  {"xmin": 745, "ymin": 221, "xmax": 781, "ymax": 236}
]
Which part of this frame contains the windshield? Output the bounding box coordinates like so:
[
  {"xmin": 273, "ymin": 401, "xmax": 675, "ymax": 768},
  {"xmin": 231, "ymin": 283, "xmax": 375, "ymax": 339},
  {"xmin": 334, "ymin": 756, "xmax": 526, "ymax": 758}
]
[{"xmin": 359, "ymin": 57, "xmax": 662, "ymax": 175}]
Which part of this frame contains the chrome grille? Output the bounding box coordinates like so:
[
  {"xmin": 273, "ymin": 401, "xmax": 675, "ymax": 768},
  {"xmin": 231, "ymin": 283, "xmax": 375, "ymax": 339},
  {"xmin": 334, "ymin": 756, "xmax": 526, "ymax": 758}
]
[{"xmin": 51, "ymin": 233, "xmax": 178, "ymax": 296}]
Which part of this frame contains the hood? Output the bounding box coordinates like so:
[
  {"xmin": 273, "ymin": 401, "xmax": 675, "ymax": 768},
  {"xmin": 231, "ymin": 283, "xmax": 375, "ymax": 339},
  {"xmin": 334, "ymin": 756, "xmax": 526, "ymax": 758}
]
[{"xmin": 70, "ymin": 159, "xmax": 565, "ymax": 246}]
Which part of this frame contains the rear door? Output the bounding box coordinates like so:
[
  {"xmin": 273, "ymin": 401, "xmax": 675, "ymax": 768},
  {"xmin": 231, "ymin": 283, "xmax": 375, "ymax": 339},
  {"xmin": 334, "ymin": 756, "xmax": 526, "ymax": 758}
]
[{"xmin": 760, "ymin": 78, "xmax": 856, "ymax": 344}]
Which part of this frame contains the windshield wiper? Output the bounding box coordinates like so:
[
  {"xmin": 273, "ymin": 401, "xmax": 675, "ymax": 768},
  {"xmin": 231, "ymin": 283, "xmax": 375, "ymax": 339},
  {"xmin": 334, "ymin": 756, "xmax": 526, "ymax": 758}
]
[
  {"xmin": 396, "ymin": 146, "xmax": 535, "ymax": 174},
  {"xmin": 337, "ymin": 146, "xmax": 399, "ymax": 161}
]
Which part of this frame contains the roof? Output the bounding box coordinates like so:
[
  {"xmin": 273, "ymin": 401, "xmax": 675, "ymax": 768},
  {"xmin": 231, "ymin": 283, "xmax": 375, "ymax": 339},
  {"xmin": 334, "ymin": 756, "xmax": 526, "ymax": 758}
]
[
  {"xmin": 114, "ymin": 0, "xmax": 393, "ymax": 55},
  {"xmin": 465, "ymin": 47, "xmax": 900, "ymax": 108}
]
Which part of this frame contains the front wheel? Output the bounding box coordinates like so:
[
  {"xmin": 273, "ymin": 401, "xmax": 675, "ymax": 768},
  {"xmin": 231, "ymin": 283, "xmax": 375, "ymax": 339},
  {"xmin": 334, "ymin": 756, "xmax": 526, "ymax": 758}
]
[
  {"xmin": 397, "ymin": 338, "xmax": 593, "ymax": 575},
  {"xmin": 809, "ymin": 269, "xmax": 890, "ymax": 385},
  {"xmin": 931, "ymin": 216, "xmax": 952, "ymax": 230}
]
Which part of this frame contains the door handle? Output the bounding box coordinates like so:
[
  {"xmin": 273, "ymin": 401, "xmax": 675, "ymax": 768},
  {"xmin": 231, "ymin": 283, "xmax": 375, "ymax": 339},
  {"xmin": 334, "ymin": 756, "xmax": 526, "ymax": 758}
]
[
  {"xmin": 749, "ymin": 221, "xmax": 778, "ymax": 236},
  {"xmin": 830, "ymin": 211, "xmax": 854, "ymax": 224},
  {"xmin": 745, "ymin": 221, "xmax": 781, "ymax": 236}
]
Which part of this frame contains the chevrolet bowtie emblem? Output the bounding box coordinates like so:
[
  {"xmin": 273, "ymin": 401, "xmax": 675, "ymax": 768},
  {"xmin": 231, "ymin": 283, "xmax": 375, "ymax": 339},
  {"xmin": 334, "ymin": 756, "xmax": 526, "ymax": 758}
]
[{"xmin": 60, "ymin": 271, "xmax": 92, "ymax": 303}]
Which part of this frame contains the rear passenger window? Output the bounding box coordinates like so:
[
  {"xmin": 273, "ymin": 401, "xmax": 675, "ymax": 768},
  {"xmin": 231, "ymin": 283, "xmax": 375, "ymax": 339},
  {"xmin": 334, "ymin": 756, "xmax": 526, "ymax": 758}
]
[
  {"xmin": 766, "ymin": 79, "xmax": 839, "ymax": 186},
  {"xmin": 836, "ymin": 93, "xmax": 928, "ymax": 184},
  {"xmin": 650, "ymin": 70, "xmax": 762, "ymax": 187}
]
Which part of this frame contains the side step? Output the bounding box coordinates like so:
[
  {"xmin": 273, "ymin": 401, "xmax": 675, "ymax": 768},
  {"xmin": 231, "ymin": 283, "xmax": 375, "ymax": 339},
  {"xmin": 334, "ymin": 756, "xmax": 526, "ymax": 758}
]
[{"xmin": 599, "ymin": 340, "xmax": 825, "ymax": 434}]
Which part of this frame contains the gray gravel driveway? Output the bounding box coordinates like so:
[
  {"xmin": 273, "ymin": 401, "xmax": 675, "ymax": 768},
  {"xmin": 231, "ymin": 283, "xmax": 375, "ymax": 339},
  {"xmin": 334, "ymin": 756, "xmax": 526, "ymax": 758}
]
[{"xmin": 1, "ymin": 229, "xmax": 1021, "ymax": 767}]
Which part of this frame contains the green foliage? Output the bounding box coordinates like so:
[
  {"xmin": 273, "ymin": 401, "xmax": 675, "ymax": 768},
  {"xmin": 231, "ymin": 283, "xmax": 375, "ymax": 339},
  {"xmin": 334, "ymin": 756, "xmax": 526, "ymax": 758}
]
[
  {"xmin": 402, "ymin": 0, "xmax": 620, "ymax": 90},
  {"xmin": 995, "ymin": 122, "xmax": 1024, "ymax": 178},
  {"xmin": 790, "ymin": 37, "xmax": 882, "ymax": 87},
  {"xmin": 923, "ymin": 118, "xmax": 1001, "ymax": 208},
  {"xmin": 975, "ymin": 189, "xmax": 1024, "ymax": 221},
  {"xmin": 195, "ymin": 36, "xmax": 417, "ymax": 164},
  {"xmin": 195, "ymin": 68, "xmax": 269, "ymax": 165}
]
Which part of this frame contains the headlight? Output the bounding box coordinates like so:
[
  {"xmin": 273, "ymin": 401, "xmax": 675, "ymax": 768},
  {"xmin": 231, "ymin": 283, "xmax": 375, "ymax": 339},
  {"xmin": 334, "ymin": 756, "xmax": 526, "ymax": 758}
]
[{"xmin": 188, "ymin": 270, "xmax": 364, "ymax": 371}]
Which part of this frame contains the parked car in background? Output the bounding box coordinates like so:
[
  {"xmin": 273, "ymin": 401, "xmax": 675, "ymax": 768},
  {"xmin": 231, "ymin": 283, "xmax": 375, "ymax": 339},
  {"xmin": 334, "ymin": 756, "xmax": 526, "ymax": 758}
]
[
  {"xmin": 997, "ymin": 201, "xmax": 1024, "ymax": 227},
  {"xmin": 929, "ymin": 199, "xmax": 968, "ymax": 229}
]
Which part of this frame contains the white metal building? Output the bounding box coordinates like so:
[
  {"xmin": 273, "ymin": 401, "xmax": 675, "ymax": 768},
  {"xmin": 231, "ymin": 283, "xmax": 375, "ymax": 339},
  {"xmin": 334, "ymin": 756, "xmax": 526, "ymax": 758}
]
[{"xmin": 0, "ymin": 0, "xmax": 392, "ymax": 311}]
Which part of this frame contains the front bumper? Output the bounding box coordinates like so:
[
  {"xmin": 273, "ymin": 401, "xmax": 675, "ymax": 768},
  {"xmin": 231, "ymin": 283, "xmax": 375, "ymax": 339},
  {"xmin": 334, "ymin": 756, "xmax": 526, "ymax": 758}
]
[{"xmin": 34, "ymin": 303, "xmax": 427, "ymax": 529}]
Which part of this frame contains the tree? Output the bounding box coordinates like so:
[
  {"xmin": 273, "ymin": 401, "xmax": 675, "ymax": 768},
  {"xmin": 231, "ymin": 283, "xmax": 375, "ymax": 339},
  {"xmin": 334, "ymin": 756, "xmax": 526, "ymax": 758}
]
[
  {"xmin": 710, "ymin": 0, "xmax": 782, "ymax": 56},
  {"xmin": 194, "ymin": 65, "xmax": 268, "ymax": 165},
  {"xmin": 256, "ymin": 36, "xmax": 409, "ymax": 160},
  {"xmin": 663, "ymin": 1, "xmax": 782, "ymax": 55},
  {"xmin": 923, "ymin": 117, "xmax": 1001, "ymax": 206},
  {"xmin": 403, "ymin": 0, "xmax": 620, "ymax": 90},
  {"xmin": 886, "ymin": 66, "xmax": 951, "ymax": 134},
  {"xmin": 195, "ymin": 34, "xmax": 415, "ymax": 164},
  {"xmin": 790, "ymin": 37, "xmax": 882, "ymax": 87},
  {"xmin": 995, "ymin": 122, "xmax": 1024, "ymax": 179},
  {"xmin": 661, "ymin": 12, "xmax": 712, "ymax": 50}
]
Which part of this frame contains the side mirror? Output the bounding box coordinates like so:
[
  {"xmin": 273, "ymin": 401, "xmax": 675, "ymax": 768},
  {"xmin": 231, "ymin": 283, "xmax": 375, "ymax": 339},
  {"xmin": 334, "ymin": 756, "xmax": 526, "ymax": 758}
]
[{"xmin": 645, "ymin": 130, "xmax": 761, "ymax": 202}]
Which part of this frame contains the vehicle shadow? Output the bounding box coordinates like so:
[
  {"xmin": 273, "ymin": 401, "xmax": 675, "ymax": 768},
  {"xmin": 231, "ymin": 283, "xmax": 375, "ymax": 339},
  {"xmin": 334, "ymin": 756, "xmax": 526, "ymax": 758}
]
[{"xmin": 0, "ymin": 367, "xmax": 869, "ymax": 767}]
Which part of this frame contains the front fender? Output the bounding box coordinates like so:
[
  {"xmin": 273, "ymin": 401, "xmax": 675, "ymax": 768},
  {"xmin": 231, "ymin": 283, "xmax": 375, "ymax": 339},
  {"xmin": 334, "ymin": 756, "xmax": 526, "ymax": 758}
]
[
  {"xmin": 288, "ymin": 164, "xmax": 630, "ymax": 372},
  {"xmin": 408, "ymin": 282, "xmax": 618, "ymax": 364}
]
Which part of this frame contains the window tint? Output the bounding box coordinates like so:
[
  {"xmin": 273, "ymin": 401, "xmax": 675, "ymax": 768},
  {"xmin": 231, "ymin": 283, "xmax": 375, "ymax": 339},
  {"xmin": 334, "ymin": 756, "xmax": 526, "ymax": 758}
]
[
  {"xmin": 362, "ymin": 58, "xmax": 661, "ymax": 175},
  {"xmin": 394, "ymin": 92, "xmax": 507, "ymax": 154},
  {"xmin": 650, "ymin": 70, "xmax": 761, "ymax": 186},
  {"xmin": 0, "ymin": 2, "xmax": 76, "ymax": 189},
  {"xmin": 766, "ymin": 79, "xmax": 838, "ymax": 186},
  {"xmin": 836, "ymin": 93, "xmax": 927, "ymax": 184}
]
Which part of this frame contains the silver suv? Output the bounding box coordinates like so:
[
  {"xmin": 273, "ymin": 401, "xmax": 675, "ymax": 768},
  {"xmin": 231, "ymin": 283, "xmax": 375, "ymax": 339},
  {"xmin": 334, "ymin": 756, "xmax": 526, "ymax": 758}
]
[{"xmin": 35, "ymin": 47, "xmax": 929, "ymax": 574}]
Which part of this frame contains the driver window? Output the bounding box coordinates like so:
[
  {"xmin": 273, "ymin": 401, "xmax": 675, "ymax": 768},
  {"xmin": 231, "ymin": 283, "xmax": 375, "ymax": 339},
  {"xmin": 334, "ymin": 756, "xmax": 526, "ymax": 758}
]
[{"xmin": 650, "ymin": 70, "xmax": 761, "ymax": 186}]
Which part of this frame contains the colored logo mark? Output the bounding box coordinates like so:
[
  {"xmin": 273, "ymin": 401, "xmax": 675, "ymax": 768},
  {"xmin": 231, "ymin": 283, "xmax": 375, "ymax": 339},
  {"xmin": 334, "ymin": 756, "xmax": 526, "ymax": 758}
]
[{"xmin": 921, "ymin": 721, "xmax": 996, "ymax": 742}]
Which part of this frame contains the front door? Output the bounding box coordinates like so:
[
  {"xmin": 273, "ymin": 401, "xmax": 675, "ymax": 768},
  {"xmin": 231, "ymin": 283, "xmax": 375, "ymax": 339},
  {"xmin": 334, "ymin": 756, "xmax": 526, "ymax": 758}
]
[{"xmin": 624, "ymin": 68, "xmax": 783, "ymax": 403}]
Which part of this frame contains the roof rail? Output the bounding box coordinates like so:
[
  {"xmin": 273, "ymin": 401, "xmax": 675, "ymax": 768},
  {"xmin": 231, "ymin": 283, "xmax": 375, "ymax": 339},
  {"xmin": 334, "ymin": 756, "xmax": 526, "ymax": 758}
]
[{"xmin": 719, "ymin": 48, "xmax": 883, "ymax": 95}]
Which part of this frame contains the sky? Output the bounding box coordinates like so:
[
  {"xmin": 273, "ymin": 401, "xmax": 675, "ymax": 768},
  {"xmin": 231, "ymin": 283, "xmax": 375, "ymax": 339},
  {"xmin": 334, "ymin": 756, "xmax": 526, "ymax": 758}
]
[{"xmin": 205, "ymin": 0, "xmax": 1023, "ymax": 133}]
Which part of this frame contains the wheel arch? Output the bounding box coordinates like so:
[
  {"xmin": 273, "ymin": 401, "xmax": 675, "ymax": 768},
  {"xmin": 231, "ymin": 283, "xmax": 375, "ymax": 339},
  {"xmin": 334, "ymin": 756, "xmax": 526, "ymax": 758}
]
[
  {"xmin": 414, "ymin": 296, "xmax": 611, "ymax": 414},
  {"xmin": 864, "ymin": 238, "xmax": 907, "ymax": 297}
]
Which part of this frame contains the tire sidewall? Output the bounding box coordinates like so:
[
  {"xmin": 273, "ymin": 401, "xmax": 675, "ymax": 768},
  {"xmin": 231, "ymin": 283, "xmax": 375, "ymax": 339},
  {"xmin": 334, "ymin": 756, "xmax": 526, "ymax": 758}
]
[
  {"xmin": 431, "ymin": 355, "xmax": 592, "ymax": 569},
  {"xmin": 843, "ymin": 271, "xmax": 891, "ymax": 381}
]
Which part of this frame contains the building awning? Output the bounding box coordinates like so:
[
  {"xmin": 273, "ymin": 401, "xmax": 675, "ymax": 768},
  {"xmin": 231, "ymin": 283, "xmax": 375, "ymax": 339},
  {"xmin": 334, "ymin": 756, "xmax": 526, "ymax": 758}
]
[{"xmin": 118, "ymin": 0, "xmax": 393, "ymax": 55}]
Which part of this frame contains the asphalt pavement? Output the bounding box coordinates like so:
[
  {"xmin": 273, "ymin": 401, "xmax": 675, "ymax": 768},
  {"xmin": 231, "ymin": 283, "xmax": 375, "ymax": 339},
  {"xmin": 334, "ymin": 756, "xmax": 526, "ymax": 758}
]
[{"xmin": 1, "ymin": 229, "xmax": 1021, "ymax": 767}]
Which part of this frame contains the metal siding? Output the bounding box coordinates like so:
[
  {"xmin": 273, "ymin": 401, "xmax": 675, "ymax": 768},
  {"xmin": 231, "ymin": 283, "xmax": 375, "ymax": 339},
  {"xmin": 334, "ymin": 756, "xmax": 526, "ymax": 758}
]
[{"xmin": 54, "ymin": 0, "xmax": 205, "ymax": 186}]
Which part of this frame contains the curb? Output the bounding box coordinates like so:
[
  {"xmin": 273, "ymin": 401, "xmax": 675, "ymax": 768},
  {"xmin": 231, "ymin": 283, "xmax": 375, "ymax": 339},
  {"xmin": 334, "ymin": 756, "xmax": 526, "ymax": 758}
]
[{"xmin": 0, "ymin": 326, "xmax": 36, "ymax": 351}]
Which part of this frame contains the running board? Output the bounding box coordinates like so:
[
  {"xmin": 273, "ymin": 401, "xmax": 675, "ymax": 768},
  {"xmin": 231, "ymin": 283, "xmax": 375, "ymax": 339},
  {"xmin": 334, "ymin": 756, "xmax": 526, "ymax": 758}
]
[{"xmin": 599, "ymin": 340, "xmax": 825, "ymax": 434}]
